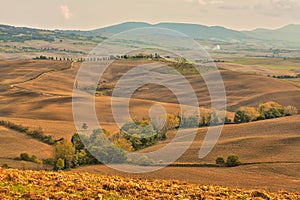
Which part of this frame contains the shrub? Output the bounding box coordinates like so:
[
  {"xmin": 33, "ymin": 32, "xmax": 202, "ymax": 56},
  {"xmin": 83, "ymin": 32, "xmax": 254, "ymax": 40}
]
[
  {"xmin": 20, "ymin": 153, "xmax": 30, "ymax": 161},
  {"xmin": 283, "ymin": 105, "xmax": 298, "ymax": 116},
  {"xmin": 234, "ymin": 110, "xmax": 251, "ymax": 124},
  {"xmin": 42, "ymin": 158, "xmax": 54, "ymax": 165},
  {"xmin": 240, "ymin": 107, "xmax": 258, "ymax": 121},
  {"xmin": 30, "ymin": 155, "xmax": 37, "ymax": 162},
  {"xmin": 135, "ymin": 155, "xmax": 155, "ymax": 166},
  {"xmin": 215, "ymin": 157, "xmax": 225, "ymax": 166},
  {"xmin": 257, "ymin": 102, "xmax": 284, "ymax": 119},
  {"xmin": 89, "ymin": 145, "xmax": 127, "ymax": 164},
  {"xmin": 225, "ymin": 154, "xmax": 241, "ymax": 167},
  {"xmin": 56, "ymin": 158, "xmax": 65, "ymax": 170},
  {"xmin": 180, "ymin": 114, "xmax": 199, "ymax": 128},
  {"xmin": 1, "ymin": 164, "xmax": 9, "ymax": 168},
  {"xmin": 122, "ymin": 122, "xmax": 158, "ymax": 150}
]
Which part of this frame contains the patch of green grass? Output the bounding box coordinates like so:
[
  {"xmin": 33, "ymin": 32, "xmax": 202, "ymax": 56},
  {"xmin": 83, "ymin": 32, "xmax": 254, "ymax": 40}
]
[
  {"xmin": 9, "ymin": 183, "xmax": 45, "ymax": 194},
  {"xmin": 103, "ymin": 194, "xmax": 124, "ymax": 199},
  {"xmin": 260, "ymin": 65, "xmax": 299, "ymax": 70},
  {"xmin": 0, "ymin": 183, "xmax": 7, "ymax": 187},
  {"xmin": 10, "ymin": 184, "xmax": 28, "ymax": 193},
  {"xmin": 231, "ymin": 58, "xmax": 300, "ymax": 70}
]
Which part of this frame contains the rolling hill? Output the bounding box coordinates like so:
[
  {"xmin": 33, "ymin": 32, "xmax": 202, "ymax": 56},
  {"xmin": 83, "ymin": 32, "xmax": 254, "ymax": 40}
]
[
  {"xmin": 243, "ymin": 24, "xmax": 300, "ymax": 43},
  {"xmin": 76, "ymin": 115, "xmax": 300, "ymax": 191},
  {"xmin": 0, "ymin": 59, "xmax": 299, "ymax": 192},
  {"xmin": 0, "ymin": 60, "xmax": 299, "ymax": 139},
  {"xmin": 1, "ymin": 22, "xmax": 300, "ymax": 48},
  {"xmin": 91, "ymin": 22, "xmax": 249, "ymax": 41}
]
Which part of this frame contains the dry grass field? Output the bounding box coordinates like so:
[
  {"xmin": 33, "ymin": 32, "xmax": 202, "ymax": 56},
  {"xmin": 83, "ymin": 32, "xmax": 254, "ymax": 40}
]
[
  {"xmin": 0, "ymin": 126, "xmax": 52, "ymax": 159},
  {"xmin": 0, "ymin": 59, "xmax": 299, "ymax": 192},
  {"xmin": 0, "ymin": 60, "xmax": 71, "ymax": 85},
  {"xmin": 1, "ymin": 59, "xmax": 299, "ymax": 124}
]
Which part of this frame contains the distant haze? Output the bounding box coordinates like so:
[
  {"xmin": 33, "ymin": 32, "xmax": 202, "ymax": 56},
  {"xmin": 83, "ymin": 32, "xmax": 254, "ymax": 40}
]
[{"xmin": 1, "ymin": 0, "xmax": 300, "ymax": 31}]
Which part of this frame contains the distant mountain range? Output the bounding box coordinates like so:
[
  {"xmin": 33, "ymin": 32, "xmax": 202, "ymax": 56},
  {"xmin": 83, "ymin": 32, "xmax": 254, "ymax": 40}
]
[
  {"xmin": 242, "ymin": 24, "xmax": 300, "ymax": 43},
  {"xmin": 1, "ymin": 22, "xmax": 300, "ymax": 48},
  {"xmin": 91, "ymin": 22, "xmax": 248, "ymax": 41}
]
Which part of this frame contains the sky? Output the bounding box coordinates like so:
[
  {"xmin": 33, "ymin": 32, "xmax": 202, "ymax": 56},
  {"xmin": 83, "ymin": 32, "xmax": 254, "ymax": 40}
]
[{"xmin": 0, "ymin": 0, "xmax": 300, "ymax": 31}]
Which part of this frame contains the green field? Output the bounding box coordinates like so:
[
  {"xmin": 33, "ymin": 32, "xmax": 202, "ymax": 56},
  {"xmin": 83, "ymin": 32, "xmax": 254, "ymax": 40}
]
[{"xmin": 232, "ymin": 58, "xmax": 300, "ymax": 70}]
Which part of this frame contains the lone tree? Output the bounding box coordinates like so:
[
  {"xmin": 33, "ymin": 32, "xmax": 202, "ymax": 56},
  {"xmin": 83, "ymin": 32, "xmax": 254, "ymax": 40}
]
[{"xmin": 226, "ymin": 154, "xmax": 241, "ymax": 167}]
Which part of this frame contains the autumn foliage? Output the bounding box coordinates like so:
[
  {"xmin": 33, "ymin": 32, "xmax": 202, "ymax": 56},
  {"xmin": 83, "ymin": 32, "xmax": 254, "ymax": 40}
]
[{"xmin": 1, "ymin": 168, "xmax": 299, "ymax": 199}]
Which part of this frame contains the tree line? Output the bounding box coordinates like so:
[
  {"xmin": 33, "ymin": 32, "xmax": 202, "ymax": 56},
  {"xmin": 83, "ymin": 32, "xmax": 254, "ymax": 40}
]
[{"xmin": 234, "ymin": 101, "xmax": 297, "ymax": 124}]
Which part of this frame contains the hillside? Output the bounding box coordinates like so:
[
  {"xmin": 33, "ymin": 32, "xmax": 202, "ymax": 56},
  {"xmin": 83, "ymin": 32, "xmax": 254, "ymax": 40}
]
[
  {"xmin": 0, "ymin": 59, "xmax": 299, "ymax": 193},
  {"xmin": 75, "ymin": 115, "xmax": 300, "ymax": 191},
  {"xmin": 0, "ymin": 126, "xmax": 52, "ymax": 159},
  {"xmin": 92, "ymin": 22, "xmax": 249, "ymax": 41},
  {"xmin": 0, "ymin": 60, "xmax": 299, "ymax": 139},
  {"xmin": 141, "ymin": 115, "xmax": 300, "ymax": 164},
  {"xmin": 0, "ymin": 168, "xmax": 299, "ymax": 199},
  {"xmin": 243, "ymin": 24, "xmax": 300, "ymax": 44},
  {"xmin": 2, "ymin": 22, "xmax": 300, "ymax": 51}
]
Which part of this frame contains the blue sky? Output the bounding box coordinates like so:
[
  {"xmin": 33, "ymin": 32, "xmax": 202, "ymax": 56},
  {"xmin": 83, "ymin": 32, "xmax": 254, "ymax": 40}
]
[{"xmin": 1, "ymin": 0, "xmax": 300, "ymax": 30}]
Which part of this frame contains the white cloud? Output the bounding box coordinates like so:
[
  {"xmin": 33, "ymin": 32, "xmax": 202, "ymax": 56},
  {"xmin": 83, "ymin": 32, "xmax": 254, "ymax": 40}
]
[
  {"xmin": 60, "ymin": 4, "xmax": 72, "ymax": 20},
  {"xmin": 254, "ymin": 0, "xmax": 300, "ymax": 17},
  {"xmin": 271, "ymin": 0, "xmax": 300, "ymax": 9}
]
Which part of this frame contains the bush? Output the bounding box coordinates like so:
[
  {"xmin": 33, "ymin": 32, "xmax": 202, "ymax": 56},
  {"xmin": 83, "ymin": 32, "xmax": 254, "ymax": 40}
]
[
  {"xmin": 122, "ymin": 122, "xmax": 158, "ymax": 150},
  {"xmin": 134, "ymin": 155, "xmax": 155, "ymax": 166},
  {"xmin": 89, "ymin": 145, "xmax": 127, "ymax": 164},
  {"xmin": 225, "ymin": 154, "xmax": 241, "ymax": 167},
  {"xmin": 257, "ymin": 102, "xmax": 284, "ymax": 120},
  {"xmin": 234, "ymin": 111, "xmax": 251, "ymax": 124},
  {"xmin": 42, "ymin": 158, "xmax": 54, "ymax": 165},
  {"xmin": 56, "ymin": 158, "xmax": 65, "ymax": 170},
  {"xmin": 20, "ymin": 153, "xmax": 30, "ymax": 161},
  {"xmin": 180, "ymin": 114, "xmax": 199, "ymax": 128},
  {"xmin": 1, "ymin": 164, "xmax": 9, "ymax": 168},
  {"xmin": 30, "ymin": 155, "xmax": 37, "ymax": 162},
  {"xmin": 283, "ymin": 105, "xmax": 298, "ymax": 116},
  {"xmin": 215, "ymin": 157, "xmax": 225, "ymax": 166}
]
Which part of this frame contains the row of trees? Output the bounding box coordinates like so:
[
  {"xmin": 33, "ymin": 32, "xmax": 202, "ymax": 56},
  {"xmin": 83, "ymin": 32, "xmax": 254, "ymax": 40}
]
[
  {"xmin": 0, "ymin": 120, "xmax": 61, "ymax": 145},
  {"xmin": 269, "ymin": 74, "xmax": 300, "ymax": 79},
  {"xmin": 234, "ymin": 102, "xmax": 297, "ymax": 124},
  {"xmin": 33, "ymin": 55, "xmax": 75, "ymax": 61}
]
